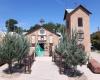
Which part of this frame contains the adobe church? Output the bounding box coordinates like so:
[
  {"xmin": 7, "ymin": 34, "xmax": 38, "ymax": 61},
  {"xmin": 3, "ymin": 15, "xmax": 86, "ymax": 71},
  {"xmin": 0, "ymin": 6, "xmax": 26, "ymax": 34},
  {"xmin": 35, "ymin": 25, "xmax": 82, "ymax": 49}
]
[
  {"xmin": 26, "ymin": 25, "xmax": 60, "ymax": 56},
  {"xmin": 26, "ymin": 4, "xmax": 91, "ymax": 57}
]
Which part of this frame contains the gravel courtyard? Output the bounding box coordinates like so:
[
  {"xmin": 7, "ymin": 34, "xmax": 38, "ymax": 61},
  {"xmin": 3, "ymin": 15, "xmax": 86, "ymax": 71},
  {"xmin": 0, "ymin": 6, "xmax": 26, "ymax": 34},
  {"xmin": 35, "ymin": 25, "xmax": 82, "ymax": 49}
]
[
  {"xmin": 0, "ymin": 52, "xmax": 100, "ymax": 80},
  {"xmin": 76, "ymin": 52, "xmax": 100, "ymax": 80},
  {"xmin": 0, "ymin": 57, "xmax": 68, "ymax": 80}
]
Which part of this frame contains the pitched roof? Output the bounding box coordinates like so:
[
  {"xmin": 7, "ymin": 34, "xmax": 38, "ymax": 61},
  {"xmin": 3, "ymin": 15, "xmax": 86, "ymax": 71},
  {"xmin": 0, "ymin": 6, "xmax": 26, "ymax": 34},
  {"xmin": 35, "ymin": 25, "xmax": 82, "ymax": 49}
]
[
  {"xmin": 26, "ymin": 25, "xmax": 60, "ymax": 37},
  {"xmin": 65, "ymin": 9, "xmax": 74, "ymax": 13},
  {"xmin": 26, "ymin": 24, "xmax": 41, "ymax": 34},
  {"xmin": 64, "ymin": 5, "xmax": 92, "ymax": 20}
]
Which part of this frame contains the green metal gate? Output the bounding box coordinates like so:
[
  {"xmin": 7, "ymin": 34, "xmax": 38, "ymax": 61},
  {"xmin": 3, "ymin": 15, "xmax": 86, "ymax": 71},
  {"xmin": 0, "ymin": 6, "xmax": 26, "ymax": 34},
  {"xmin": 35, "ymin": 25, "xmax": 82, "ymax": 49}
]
[{"xmin": 35, "ymin": 43, "xmax": 44, "ymax": 56}]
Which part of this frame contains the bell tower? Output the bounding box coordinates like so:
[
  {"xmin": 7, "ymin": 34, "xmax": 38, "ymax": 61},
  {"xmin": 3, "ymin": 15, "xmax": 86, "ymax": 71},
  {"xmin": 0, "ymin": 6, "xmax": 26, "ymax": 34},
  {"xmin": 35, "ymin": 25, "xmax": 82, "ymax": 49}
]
[{"xmin": 64, "ymin": 5, "xmax": 92, "ymax": 53}]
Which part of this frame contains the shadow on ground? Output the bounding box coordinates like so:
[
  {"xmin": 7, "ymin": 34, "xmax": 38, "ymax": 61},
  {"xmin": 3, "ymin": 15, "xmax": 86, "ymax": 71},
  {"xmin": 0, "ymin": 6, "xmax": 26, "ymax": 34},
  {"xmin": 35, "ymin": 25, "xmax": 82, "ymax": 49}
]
[
  {"xmin": 64, "ymin": 68, "xmax": 83, "ymax": 77},
  {"xmin": 53, "ymin": 60, "xmax": 88, "ymax": 80},
  {"xmin": 63, "ymin": 67, "xmax": 88, "ymax": 80},
  {"xmin": 3, "ymin": 63, "xmax": 25, "ymax": 74}
]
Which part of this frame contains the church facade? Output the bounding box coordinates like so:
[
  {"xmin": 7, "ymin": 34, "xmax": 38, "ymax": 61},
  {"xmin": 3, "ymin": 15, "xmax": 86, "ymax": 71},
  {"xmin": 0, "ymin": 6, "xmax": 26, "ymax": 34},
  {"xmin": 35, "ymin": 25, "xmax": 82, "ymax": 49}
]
[{"xmin": 26, "ymin": 26, "xmax": 60, "ymax": 56}]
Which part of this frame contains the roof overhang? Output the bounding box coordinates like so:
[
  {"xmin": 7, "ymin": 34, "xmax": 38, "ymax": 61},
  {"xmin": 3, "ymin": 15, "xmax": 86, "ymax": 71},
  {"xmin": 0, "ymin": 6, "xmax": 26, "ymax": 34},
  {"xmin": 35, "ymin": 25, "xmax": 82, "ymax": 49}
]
[{"xmin": 63, "ymin": 5, "xmax": 92, "ymax": 20}]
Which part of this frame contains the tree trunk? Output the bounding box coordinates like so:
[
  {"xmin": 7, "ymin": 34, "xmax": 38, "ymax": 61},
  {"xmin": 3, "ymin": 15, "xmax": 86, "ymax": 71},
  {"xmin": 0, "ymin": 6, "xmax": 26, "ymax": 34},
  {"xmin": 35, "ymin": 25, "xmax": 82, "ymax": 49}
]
[
  {"xmin": 8, "ymin": 61, "xmax": 12, "ymax": 74},
  {"xmin": 18, "ymin": 59, "xmax": 22, "ymax": 68},
  {"xmin": 73, "ymin": 66, "xmax": 77, "ymax": 76},
  {"xmin": 18, "ymin": 59, "xmax": 22, "ymax": 65}
]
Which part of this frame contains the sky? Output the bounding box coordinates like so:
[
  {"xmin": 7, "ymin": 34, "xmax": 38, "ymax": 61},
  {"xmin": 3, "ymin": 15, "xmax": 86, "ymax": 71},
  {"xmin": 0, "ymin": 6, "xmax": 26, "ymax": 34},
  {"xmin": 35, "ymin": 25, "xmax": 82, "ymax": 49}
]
[{"xmin": 0, "ymin": 0, "xmax": 100, "ymax": 33}]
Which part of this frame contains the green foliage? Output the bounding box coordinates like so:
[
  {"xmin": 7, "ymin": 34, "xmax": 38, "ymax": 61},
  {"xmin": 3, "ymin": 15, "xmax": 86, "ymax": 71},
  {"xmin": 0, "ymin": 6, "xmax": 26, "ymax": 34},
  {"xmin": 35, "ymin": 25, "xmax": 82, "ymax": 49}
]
[
  {"xmin": 65, "ymin": 35, "xmax": 87, "ymax": 67},
  {"xmin": 0, "ymin": 32, "xmax": 30, "ymax": 72},
  {"xmin": 56, "ymin": 30, "xmax": 88, "ymax": 68},
  {"xmin": 14, "ymin": 26, "xmax": 23, "ymax": 34},
  {"xmin": 43, "ymin": 23, "xmax": 65, "ymax": 33},
  {"xmin": 55, "ymin": 27, "xmax": 67, "ymax": 55},
  {"xmin": 91, "ymin": 31, "xmax": 100, "ymax": 50},
  {"xmin": 5, "ymin": 19, "xmax": 24, "ymax": 34},
  {"xmin": 43, "ymin": 23, "xmax": 56, "ymax": 31},
  {"xmin": 28, "ymin": 24, "xmax": 40, "ymax": 32},
  {"xmin": 28, "ymin": 22, "xmax": 65, "ymax": 33},
  {"xmin": 6, "ymin": 19, "xmax": 18, "ymax": 32}
]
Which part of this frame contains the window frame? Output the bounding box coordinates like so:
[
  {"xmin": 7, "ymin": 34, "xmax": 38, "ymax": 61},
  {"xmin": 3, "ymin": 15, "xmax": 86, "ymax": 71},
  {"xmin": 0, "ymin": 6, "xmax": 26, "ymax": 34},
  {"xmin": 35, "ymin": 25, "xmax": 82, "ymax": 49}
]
[
  {"xmin": 40, "ymin": 28, "xmax": 45, "ymax": 34},
  {"xmin": 78, "ymin": 17, "xmax": 83, "ymax": 27},
  {"xmin": 78, "ymin": 32, "xmax": 84, "ymax": 39}
]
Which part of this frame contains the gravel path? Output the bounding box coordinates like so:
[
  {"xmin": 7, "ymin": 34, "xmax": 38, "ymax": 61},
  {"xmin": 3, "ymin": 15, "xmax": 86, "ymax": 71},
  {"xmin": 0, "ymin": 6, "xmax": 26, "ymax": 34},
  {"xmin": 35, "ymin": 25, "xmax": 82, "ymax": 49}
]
[
  {"xmin": 27, "ymin": 57, "xmax": 68, "ymax": 80},
  {"xmin": 0, "ymin": 57, "xmax": 68, "ymax": 80},
  {"xmin": 0, "ymin": 52, "xmax": 100, "ymax": 80}
]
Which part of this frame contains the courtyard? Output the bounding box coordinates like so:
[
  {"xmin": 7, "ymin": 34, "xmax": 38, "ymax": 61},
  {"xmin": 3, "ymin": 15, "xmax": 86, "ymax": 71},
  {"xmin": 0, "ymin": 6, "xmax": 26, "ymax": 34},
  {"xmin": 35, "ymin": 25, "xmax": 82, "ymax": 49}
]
[
  {"xmin": 0, "ymin": 0, "xmax": 100, "ymax": 80},
  {"xmin": 0, "ymin": 52, "xmax": 100, "ymax": 80}
]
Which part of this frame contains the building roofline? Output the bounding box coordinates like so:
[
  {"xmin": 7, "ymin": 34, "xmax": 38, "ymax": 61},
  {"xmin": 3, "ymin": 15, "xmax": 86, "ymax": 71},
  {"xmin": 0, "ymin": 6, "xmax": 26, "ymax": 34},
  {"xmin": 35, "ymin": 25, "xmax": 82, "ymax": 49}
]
[
  {"xmin": 64, "ymin": 5, "xmax": 92, "ymax": 20},
  {"xmin": 25, "ymin": 26, "xmax": 60, "ymax": 37}
]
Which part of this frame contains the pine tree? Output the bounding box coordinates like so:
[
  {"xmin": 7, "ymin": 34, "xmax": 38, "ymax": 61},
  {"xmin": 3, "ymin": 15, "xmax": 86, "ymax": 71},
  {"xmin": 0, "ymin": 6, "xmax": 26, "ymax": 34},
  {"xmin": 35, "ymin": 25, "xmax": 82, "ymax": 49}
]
[
  {"xmin": 56, "ymin": 29, "xmax": 88, "ymax": 76},
  {"xmin": 64, "ymin": 31, "xmax": 88, "ymax": 68},
  {"xmin": 55, "ymin": 27, "xmax": 68, "ymax": 55},
  {"xmin": 0, "ymin": 32, "xmax": 30, "ymax": 73}
]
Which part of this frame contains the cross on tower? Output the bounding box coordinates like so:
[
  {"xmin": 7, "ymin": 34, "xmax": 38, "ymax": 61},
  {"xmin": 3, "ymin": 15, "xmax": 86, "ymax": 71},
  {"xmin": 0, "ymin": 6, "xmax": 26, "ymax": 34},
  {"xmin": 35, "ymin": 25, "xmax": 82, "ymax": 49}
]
[{"xmin": 40, "ymin": 18, "xmax": 45, "ymax": 26}]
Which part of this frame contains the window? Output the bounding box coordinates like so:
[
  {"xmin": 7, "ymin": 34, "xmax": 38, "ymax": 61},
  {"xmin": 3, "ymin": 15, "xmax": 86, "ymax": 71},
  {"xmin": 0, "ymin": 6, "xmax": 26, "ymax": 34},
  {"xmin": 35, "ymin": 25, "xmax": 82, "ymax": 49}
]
[
  {"xmin": 78, "ymin": 30, "xmax": 84, "ymax": 44},
  {"xmin": 40, "ymin": 28, "xmax": 45, "ymax": 34},
  {"xmin": 41, "ymin": 36, "xmax": 44, "ymax": 38},
  {"xmin": 78, "ymin": 17, "xmax": 83, "ymax": 27},
  {"xmin": 78, "ymin": 33, "xmax": 84, "ymax": 39},
  {"xmin": 41, "ymin": 36, "xmax": 44, "ymax": 40}
]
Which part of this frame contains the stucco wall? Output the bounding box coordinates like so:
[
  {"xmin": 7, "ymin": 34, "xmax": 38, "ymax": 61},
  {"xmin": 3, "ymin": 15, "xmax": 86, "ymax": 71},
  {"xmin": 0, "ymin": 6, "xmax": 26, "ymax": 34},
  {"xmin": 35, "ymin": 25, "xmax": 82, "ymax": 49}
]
[
  {"xmin": 26, "ymin": 28, "xmax": 60, "ymax": 54},
  {"xmin": 66, "ymin": 8, "xmax": 91, "ymax": 53}
]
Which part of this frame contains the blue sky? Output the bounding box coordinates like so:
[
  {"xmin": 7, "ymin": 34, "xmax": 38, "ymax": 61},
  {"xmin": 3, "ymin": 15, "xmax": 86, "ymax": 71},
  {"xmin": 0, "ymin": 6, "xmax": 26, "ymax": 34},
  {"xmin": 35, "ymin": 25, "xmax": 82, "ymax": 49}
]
[{"xmin": 0, "ymin": 0, "xmax": 99, "ymax": 33}]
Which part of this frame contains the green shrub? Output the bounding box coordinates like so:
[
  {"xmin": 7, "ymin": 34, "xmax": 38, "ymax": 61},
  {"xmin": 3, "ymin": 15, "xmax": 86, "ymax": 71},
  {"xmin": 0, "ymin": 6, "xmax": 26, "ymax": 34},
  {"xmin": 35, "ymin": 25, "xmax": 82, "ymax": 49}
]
[
  {"xmin": 0, "ymin": 32, "xmax": 30, "ymax": 73},
  {"xmin": 56, "ymin": 29, "xmax": 88, "ymax": 69},
  {"xmin": 91, "ymin": 31, "xmax": 100, "ymax": 50}
]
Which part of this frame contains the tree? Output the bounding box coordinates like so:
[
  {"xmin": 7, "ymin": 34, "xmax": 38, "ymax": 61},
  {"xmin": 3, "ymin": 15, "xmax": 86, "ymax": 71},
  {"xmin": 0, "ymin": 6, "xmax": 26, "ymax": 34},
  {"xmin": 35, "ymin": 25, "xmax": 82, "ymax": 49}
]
[
  {"xmin": 6, "ymin": 19, "xmax": 18, "ymax": 32},
  {"xmin": 43, "ymin": 22, "xmax": 57, "ymax": 32},
  {"xmin": 28, "ymin": 22, "xmax": 65, "ymax": 33},
  {"xmin": 43, "ymin": 23, "xmax": 65, "ymax": 32},
  {"xmin": 0, "ymin": 32, "xmax": 30, "ymax": 73},
  {"xmin": 56, "ymin": 29, "xmax": 88, "ymax": 76},
  {"xmin": 55, "ymin": 26, "xmax": 67, "ymax": 55},
  {"xmin": 57, "ymin": 24, "xmax": 66, "ymax": 34},
  {"xmin": 28, "ymin": 24, "xmax": 41, "ymax": 32},
  {"xmin": 14, "ymin": 26, "xmax": 23, "ymax": 34},
  {"xmin": 91, "ymin": 31, "xmax": 100, "ymax": 50},
  {"xmin": 65, "ymin": 31, "xmax": 87, "ymax": 67}
]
